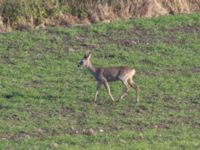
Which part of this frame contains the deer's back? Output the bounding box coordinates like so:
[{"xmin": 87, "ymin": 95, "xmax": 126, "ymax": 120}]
[{"xmin": 96, "ymin": 66, "xmax": 135, "ymax": 82}]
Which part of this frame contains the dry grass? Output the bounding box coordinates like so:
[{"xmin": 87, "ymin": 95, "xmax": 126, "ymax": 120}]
[{"xmin": 0, "ymin": 0, "xmax": 200, "ymax": 31}]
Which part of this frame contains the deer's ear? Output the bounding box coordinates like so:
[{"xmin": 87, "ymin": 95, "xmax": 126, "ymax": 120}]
[
  {"xmin": 84, "ymin": 54, "xmax": 87, "ymax": 58},
  {"xmin": 84, "ymin": 51, "xmax": 91, "ymax": 58},
  {"xmin": 87, "ymin": 52, "xmax": 92, "ymax": 59},
  {"xmin": 84, "ymin": 51, "xmax": 90, "ymax": 58},
  {"xmin": 84, "ymin": 52, "xmax": 89, "ymax": 58}
]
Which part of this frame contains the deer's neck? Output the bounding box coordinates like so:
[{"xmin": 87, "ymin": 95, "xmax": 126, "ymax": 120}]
[{"xmin": 86, "ymin": 62, "xmax": 97, "ymax": 76}]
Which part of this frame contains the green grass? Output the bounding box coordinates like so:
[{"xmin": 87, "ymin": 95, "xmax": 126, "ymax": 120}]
[{"xmin": 0, "ymin": 13, "xmax": 200, "ymax": 149}]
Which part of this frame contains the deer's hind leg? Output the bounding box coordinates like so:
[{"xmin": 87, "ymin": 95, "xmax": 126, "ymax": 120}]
[
  {"xmin": 118, "ymin": 79, "xmax": 131, "ymax": 101},
  {"xmin": 128, "ymin": 78, "xmax": 140, "ymax": 102}
]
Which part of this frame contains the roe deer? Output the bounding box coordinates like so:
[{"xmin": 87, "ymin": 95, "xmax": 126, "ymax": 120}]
[{"xmin": 78, "ymin": 52, "xmax": 140, "ymax": 102}]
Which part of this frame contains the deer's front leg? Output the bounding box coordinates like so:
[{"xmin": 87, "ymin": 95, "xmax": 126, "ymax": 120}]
[
  {"xmin": 103, "ymin": 81, "xmax": 115, "ymax": 101},
  {"xmin": 94, "ymin": 82, "xmax": 102, "ymax": 101}
]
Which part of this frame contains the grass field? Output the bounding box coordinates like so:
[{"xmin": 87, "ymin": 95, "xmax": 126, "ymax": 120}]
[{"xmin": 0, "ymin": 13, "xmax": 200, "ymax": 150}]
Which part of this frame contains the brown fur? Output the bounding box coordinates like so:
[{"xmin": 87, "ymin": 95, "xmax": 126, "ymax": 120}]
[{"xmin": 78, "ymin": 52, "xmax": 140, "ymax": 102}]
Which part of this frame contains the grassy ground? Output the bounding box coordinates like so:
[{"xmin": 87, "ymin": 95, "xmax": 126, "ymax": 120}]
[{"xmin": 0, "ymin": 13, "xmax": 200, "ymax": 149}]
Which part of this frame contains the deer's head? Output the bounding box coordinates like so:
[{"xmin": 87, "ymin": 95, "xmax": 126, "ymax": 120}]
[{"xmin": 78, "ymin": 52, "xmax": 92, "ymax": 67}]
